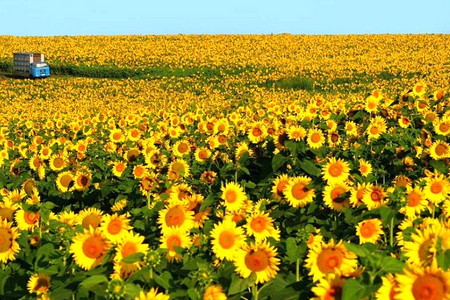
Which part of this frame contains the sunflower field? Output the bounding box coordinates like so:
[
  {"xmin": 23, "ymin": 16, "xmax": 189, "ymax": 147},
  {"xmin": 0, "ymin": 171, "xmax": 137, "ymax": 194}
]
[{"xmin": 0, "ymin": 34, "xmax": 450, "ymax": 300}]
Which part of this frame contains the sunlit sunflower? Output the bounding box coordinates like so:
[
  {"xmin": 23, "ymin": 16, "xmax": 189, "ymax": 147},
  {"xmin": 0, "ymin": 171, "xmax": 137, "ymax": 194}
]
[
  {"xmin": 412, "ymin": 82, "xmax": 427, "ymax": 97},
  {"xmin": 168, "ymin": 159, "xmax": 191, "ymax": 179},
  {"xmin": 159, "ymin": 226, "xmax": 191, "ymax": 262},
  {"xmin": 311, "ymin": 273, "xmax": 346, "ymax": 300},
  {"xmin": 109, "ymin": 128, "xmax": 125, "ymax": 143},
  {"xmin": 15, "ymin": 208, "xmax": 40, "ymax": 231},
  {"xmin": 345, "ymin": 121, "xmax": 358, "ymax": 137},
  {"xmin": 248, "ymin": 122, "xmax": 268, "ymax": 144},
  {"xmin": 57, "ymin": 210, "xmax": 77, "ymax": 227},
  {"xmin": 203, "ymin": 285, "xmax": 227, "ymax": 300},
  {"xmin": 365, "ymin": 95, "xmax": 380, "ymax": 113},
  {"xmin": 271, "ymin": 174, "xmax": 290, "ymax": 201},
  {"xmin": 396, "ymin": 264, "xmax": 450, "ymax": 300},
  {"xmin": 287, "ymin": 125, "xmax": 306, "ymax": 141},
  {"xmin": 283, "ymin": 176, "xmax": 315, "ymax": 208},
  {"xmin": 70, "ymin": 228, "xmax": 111, "ymax": 270},
  {"xmin": 194, "ymin": 147, "xmax": 212, "ymax": 163},
  {"xmin": 3, "ymin": 189, "xmax": 26, "ymax": 203},
  {"xmin": 362, "ymin": 184, "xmax": 387, "ymax": 210},
  {"xmin": 305, "ymin": 238, "xmax": 358, "ymax": 282},
  {"xmin": 366, "ymin": 116, "xmax": 387, "ymax": 140},
  {"xmin": 433, "ymin": 118, "xmax": 450, "ymax": 136},
  {"xmin": 429, "ymin": 140, "xmax": 450, "ymax": 160},
  {"xmin": 0, "ymin": 219, "xmax": 20, "ymax": 263},
  {"xmin": 322, "ymin": 182, "xmax": 350, "ymax": 212},
  {"xmin": 111, "ymin": 199, "xmax": 128, "ymax": 213},
  {"xmin": 423, "ymin": 173, "xmax": 450, "ymax": 205},
  {"xmin": 111, "ymin": 161, "xmax": 127, "ymax": 178},
  {"xmin": 355, "ymin": 218, "xmax": 384, "ymax": 244},
  {"xmin": 113, "ymin": 231, "xmax": 149, "ymax": 279},
  {"xmin": 322, "ymin": 157, "xmax": 350, "ymax": 184},
  {"xmin": 399, "ymin": 186, "xmax": 428, "ymax": 217},
  {"xmin": 126, "ymin": 128, "xmax": 142, "ymax": 142},
  {"xmin": 235, "ymin": 142, "xmax": 253, "ymax": 160},
  {"xmin": 100, "ymin": 213, "xmax": 133, "ymax": 244},
  {"xmin": 172, "ymin": 139, "xmax": 191, "ymax": 157},
  {"xmin": 210, "ymin": 218, "xmax": 246, "ymax": 261},
  {"xmin": 135, "ymin": 288, "xmax": 169, "ymax": 300},
  {"xmin": 76, "ymin": 207, "xmax": 104, "ymax": 230},
  {"xmin": 402, "ymin": 223, "xmax": 450, "ymax": 268},
  {"xmin": 307, "ymin": 129, "xmax": 326, "ymax": 149},
  {"xmin": 358, "ymin": 159, "xmax": 373, "ymax": 177},
  {"xmin": 55, "ymin": 171, "xmax": 74, "ymax": 193},
  {"xmin": 158, "ymin": 203, "xmax": 195, "ymax": 233},
  {"xmin": 220, "ymin": 182, "xmax": 247, "ymax": 212},
  {"xmin": 27, "ymin": 273, "xmax": 51, "ymax": 295},
  {"xmin": 245, "ymin": 211, "xmax": 280, "ymax": 242},
  {"xmin": 375, "ymin": 273, "xmax": 400, "ymax": 300},
  {"xmin": 233, "ymin": 241, "xmax": 280, "ymax": 284},
  {"xmin": 73, "ymin": 170, "xmax": 92, "ymax": 191},
  {"xmin": 0, "ymin": 199, "xmax": 18, "ymax": 221}
]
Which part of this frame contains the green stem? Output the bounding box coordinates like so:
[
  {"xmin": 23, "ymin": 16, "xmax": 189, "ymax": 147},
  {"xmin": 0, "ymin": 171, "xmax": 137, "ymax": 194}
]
[
  {"xmin": 389, "ymin": 217, "xmax": 394, "ymax": 248},
  {"xmin": 149, "ymin": 267, "xmax": 153, "ymax": 280},
  {"xmin": 296, "ymin": 258, "xmax": 300, "ymax": 282},
  {"xmin": 252, "ymin": 284, "xmax": 259, "ymax": 300}
]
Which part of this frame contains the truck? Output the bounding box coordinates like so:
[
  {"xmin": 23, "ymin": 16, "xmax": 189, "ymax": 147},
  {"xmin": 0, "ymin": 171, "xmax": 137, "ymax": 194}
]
[{"xmin": 13, "ymin": 52, "xmax": 50, "ymax": 78}]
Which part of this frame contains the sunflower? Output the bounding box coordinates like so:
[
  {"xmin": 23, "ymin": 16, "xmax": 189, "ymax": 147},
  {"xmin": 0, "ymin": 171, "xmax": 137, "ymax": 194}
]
[
  {"xmin": 76, "ymin": 207, "xmax": 104, "ymax": 230},
  {"xmin": 233, "ymin": 241, "xmax": 280, "ymax": 284},
  {"xmin": 375, "ymin": 273, "xmax": 400, "ymax": 300},
  {"xmin": 27, "ymin": 273, "xmax": 51, "ymax": 295},
  {"xmin": 235, "ymin": 142, "xmax": 253, "ymax": 160},
  {"xmin": 124, "ymin": 148, "xmax": 141, "ymax": 162},
  {"xmin": 423, "ymin": 173, "xmax": 450, "ymax": 205},
  {"xmin": 168, "ymin": 159, "xmax": 190, "ymax": 179},
  {"xmin": 345, "ymin": 121, "xmax": 358, "ymax": 137},
  {"xmin": 402, "ymin": 223, "xmax": 450, "ymax": 268},
  {"xmin": 126, "ymin": 128, "xmax": 142, "ymax": 142},
  {"xmin": 307, "ymin": 129, "xmax": 326, "ymax": 149},
  {"xmin": 322, "ymin": 157, "xmax": 350, "ymax": 184},
  {"xmin": 132, "ymin": 164, "xmax": 147, "ymax": 179},
  {"xmin": 245, "ymin": 211, "xmax": 280, "ymax": 242},
  {"xmin": 70, "ymin": 228, "xmax": 111, "ymax": 270},
  {"xmin": 113, "ymin": 231, "xmax": 149, "ymax": 279},
  {"xmin": 110, "ymin": 128, "xmax": 125, "ymax": 143},
  {"xmin": 322, "ymin": 182, "xmax": 350, "ymax": 212},
  {"xmin": 398, "ymin": 116, "xmax": 411, "ymax": 129},
  {"xmin": 135, "ymin": 288, "xmax": 169, "ymax": 300},
  {"xmin": 29, "ymin": 154, "xmax": 44, "ymax": 172},
  {"xmin": 327, "ymin": 131, "xmax": 341, "ymax": 147},
  {"xmin": 311, "ymin": 273, "xmax": 346, "ymax": 300},
  {"xmin": 203, "ymin": 285, "xmax": 227, "ymax": 300},
  {"xmin": 194, "ymin": 147, "xmax": 212, "ymax": 163},
  {"xmin": 220, "ymin": 182, "xmax": 247, "ymax": 212},
  {"xmin": 159, "ymin": 226, "xmax": 191, "ymax": 262},
  {"xmin": 412, "ymin": 82, "xmax": 427, "ymax": 97},
  {"xmin": 355, "ymin": 218, "xmax": 384, "ymax": 244},
  {"xmin": 55, "ymin": 171, "xmax": 74, "ymax": 193},
  {"xmin": 362, "ymin": 184, "xmax": 387, "ymax": 210},
  {"xmin": 399, "ymin": 186, "xmax": 428, "ymax": 217},
  {"xmin": 0, "ymin": 198, "xmax": 19, "ymax": 221},
  {"xmin": 283, "ymin": 176, "xmax": 315, "ymax": 208},
  {"xmin": 305, "ymin": 238, "xmax": 358, "ymax": 282},
  {"xmin": 100, "ymin": 213, "xmax": 132, "ymax": 244},
  {"xmin": 248, "ymin": 122, "xmax": 268, "ymax": 144},
  {"xmin": 172, "ymin": 139, "xmax": 191, "ymax": 157},
  {"xmin": 429, "ymin": 140, "xmax": 450, "ymax": 160},
  {"xmin": 365, "ymin": 95, "xmax": 380, "ymax": 113},
  {"xmin": 287, "ymin": 125, "xmax": 306, "ymax": 141},
  {"xmin": 73, "ymin": 171, "xmax": 92, "ymax": 192},
  {"xmin": 434, "ymin": 118, "xmax": 450, "ymax": 136},
  {"xmin": 15, "ymin": 208, "xmax": 40, "ymax": 231},
  {"xmin": 111, "ymin": 199, "xmax": 128, "ymax": 212},
  {"xmin": 358, "ymin": 159, "xmax": 373, "ymax": 177},
  {"xmin": 213, "ymin": 118, "xmax": 230, "ymax": 135},
  {"xmin": 271, "ymin": 174, "xmax": 290, "ymax": 201},
  {"xmin": 396, "ymin": 264, "xmax": 450, "ymax": 300},
  {"xmin": 366, "ymin": 116, "xmax": 387, "ymax": 140},
  {"xmin": 158, "ymin": 203, "xmax": 195, "ymax": 233},
  {"xmin": 111, "ymin": 161, "xmax": 127, "ymax": 178},
  {"xmin": 0, "ymin": 219, "xmax": 20, "ymax": 263},
  {"xmin": 210, "ymin": 218, "xmax": 246, "ymax": 261}
]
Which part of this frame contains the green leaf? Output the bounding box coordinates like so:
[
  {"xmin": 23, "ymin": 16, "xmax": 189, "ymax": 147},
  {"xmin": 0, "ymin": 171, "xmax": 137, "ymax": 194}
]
[
  {"xmin": 244, "ymin": 180, "xmax": 256, "ymax": 189},
  {"xmin": 299, "ymin": 160, "xmax": 321, "ymax": 177},
  {"xmin": 285, "ymin": 141, "xmax": 298, "ymax": 158},
  {"xmin": 80, "ymin": 274, "xmax": 108, "ymax": 290},
  {"xmin": 50, "ymin": 288, "xmax": 74, "ymax": 300},
  {"xmin": 154, "ymin": 271, "xmax": 172, "ymax": 290},
  {"xmin": 430, "ymin": 159, "xmax": 448, "ymax": 174},
  {"xmin": 200, "ymin": 194, "xmax": 216, "ymax": 211},
  {"xmin": 35, "ymin": 243, "xmax": 55, "ymax": 266},
  {"xmin": 272, "ymin": 153, "xmax": 288, "ymax": 172},
  {"xmin": 343, "ymin": 242, "xmax": 369, "ymax": 258},
  {"xmin": 240, "ymin": 167, "xmax": 250, "ymax": 176},
  {"xmin": 121, "ymin": 252, "xmax": 144, "ymax": 264},
  {"xmin": 257, "ymin": 276, "xmax": 290, "ymax": 298},
  {"xmin": 285, "ymin": 237, "xmax": 304, "ymax": 263},
  {"xmin": 187, "ymin": 288, "xmax": 199, "ymax": 300},
  {"xmin": 228, "ymin": 273, "xmax": 256, "ymax": 295},
  {"xmin": 380, "ymin": 256, "xmax": 405, "ymax": 274},
  {"xmin": 342, "ymin": 278, "xmax": 371, "ymax": 300},
  {"xmin": 437, "ymin": 249, "xmax": 450, "ymax": 271},
  {"xmin": 124, "ymin": 283, "xmax": 141, "ymax": 299}
]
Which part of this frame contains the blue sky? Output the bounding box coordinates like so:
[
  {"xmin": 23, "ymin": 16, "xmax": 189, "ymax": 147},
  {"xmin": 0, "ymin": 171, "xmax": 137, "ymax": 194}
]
[{"xmin": 1, "ymin": 0, "xmax": 449, "ymax": 36}]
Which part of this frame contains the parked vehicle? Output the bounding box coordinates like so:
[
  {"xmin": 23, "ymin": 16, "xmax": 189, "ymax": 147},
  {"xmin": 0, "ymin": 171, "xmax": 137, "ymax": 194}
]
[{"xmin": 13, "ymin": 52, "xmax": 50, "ymax": 78}]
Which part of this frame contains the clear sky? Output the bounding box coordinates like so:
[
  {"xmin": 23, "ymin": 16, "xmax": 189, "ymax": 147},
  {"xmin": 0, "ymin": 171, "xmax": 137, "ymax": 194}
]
[{"xmin": 1, "ymin": 0, "xmax": 449, "ymax": 36}]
